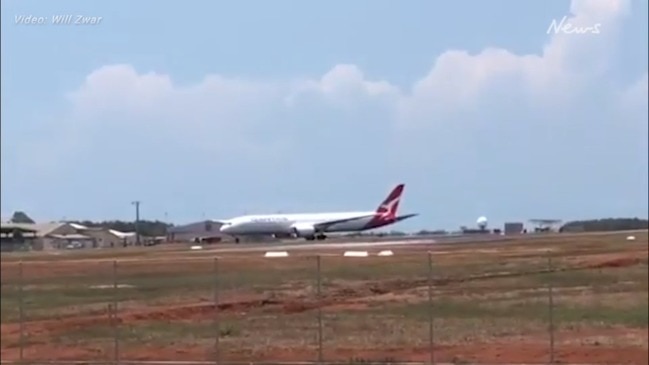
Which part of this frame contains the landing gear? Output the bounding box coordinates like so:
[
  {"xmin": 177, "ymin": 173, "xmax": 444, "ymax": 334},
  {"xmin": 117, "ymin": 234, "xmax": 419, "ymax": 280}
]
[
  {"xmin": 235, "ymin": 237, "xmax": 240, "ymax": 244},
  {"xmin": 304, "ymin": 233, "xmax": 327, "ymax": 241}
]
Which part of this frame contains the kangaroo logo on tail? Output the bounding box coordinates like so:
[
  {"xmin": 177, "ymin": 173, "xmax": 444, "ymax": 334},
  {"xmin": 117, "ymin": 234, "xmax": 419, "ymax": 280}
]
[{"xmin": 375, "ymin": 184, "xmax": 404, "ymax": 221}]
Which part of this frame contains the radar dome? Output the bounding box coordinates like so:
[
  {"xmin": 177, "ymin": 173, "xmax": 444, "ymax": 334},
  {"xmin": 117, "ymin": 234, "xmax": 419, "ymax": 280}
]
[{"xmin": 477, "ymin": 216, "xmax": 488, "ymax": 229}]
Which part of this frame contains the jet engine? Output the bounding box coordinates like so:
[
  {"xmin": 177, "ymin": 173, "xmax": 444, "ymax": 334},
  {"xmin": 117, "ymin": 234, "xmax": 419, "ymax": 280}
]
[{"xmin": 290, "ymin": 223, "xmax": 316, "ymax": 238}]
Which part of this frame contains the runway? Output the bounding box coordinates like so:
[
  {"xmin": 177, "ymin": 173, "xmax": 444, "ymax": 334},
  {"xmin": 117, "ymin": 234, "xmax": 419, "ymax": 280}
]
[
  {"xmin": 194, "ymin": 233, "xmax": 511, "ymax": 254},
  {"xmin": 192, "ymin": 229, "xmax": 647, "ymax": 255},
  {"xmin": 204, "ymin": 238, "xmax": 434, "ymax": 254}
]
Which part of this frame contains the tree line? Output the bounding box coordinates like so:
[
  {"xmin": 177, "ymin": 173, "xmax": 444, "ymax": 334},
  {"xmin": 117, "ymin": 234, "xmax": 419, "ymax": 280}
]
[
  {"xmin": 4, "ymin": 212, "xmax": 168, "ymax": 239},
  {"xmin": 560, "ymin": 218, "xmax": 648, "ymax": 232}
]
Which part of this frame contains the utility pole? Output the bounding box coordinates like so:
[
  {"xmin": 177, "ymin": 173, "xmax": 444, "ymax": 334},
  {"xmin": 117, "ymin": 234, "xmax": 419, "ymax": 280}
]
[{"xmin": 131, "ymin": 201, "xmax": 141, "ymax": 246}]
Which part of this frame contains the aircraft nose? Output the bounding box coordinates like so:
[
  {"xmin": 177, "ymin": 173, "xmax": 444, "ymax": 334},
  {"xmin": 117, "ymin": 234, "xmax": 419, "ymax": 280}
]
[{"xmin": 219, "ymin": 223, "xmax": 232, "ymax": 232}]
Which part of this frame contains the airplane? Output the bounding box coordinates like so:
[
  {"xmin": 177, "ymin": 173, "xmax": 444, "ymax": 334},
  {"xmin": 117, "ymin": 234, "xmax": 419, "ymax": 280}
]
[{"xmin": 217, "ymin": 184, "xmax": 418, "ymax": 243}]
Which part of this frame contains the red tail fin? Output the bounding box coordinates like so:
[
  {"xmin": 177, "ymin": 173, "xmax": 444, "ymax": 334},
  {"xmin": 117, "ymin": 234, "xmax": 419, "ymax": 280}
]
[{"xmin": 375, "ymin": 184, "xmax": 405, "ymax": 220}]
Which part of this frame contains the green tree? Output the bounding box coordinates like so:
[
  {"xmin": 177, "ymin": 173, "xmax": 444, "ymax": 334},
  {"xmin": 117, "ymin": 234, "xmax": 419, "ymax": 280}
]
[
  {"xmin": 560, "ymin": 218, "xmax": 648, "ymax": 232},
  {"xmin": 10, "ymin": 211, "xmax": 35, "ymax": 224}
]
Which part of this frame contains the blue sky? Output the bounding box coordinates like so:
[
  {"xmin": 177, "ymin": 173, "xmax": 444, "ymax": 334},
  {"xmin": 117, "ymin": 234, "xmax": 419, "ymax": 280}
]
[{"xmin": 1, "ymin": 0, "xmax": 647, "ymax": 231}]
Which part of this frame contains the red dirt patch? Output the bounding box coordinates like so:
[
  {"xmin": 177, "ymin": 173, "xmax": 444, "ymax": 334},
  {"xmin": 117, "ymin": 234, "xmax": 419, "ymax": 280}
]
[
  {"xmin": 588, "ymin": 256, "xmax": 648, "ymax": 269},
  {"xmin": 3, "ymin": 342, "xmax": 647, "ymax": 364},
  {"xmin": 1, "ymin": 296, "xmax": 282, "ymax": 338}
]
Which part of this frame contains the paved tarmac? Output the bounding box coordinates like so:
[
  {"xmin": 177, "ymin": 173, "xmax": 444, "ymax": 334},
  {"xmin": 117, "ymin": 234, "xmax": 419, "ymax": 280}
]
[{"xmin": 198, "ymin": 233, "xmax": 514, "ymax": 254}]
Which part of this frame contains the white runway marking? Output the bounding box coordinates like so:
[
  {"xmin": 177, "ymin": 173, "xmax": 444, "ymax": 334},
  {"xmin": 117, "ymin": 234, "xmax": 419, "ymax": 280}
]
[{"xmin": 204, "ymin": 239, "xmax": 434, "ymax": 254}]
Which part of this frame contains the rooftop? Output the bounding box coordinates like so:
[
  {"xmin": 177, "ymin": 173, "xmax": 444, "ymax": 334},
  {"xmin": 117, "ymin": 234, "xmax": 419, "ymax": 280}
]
[
  {"xmin": 50, "ymin": 233, "xmax": 91, "ymax": 240},
  {"xmin": 0, "ymin": 222, "xmax": 67, "ymax": 236}
]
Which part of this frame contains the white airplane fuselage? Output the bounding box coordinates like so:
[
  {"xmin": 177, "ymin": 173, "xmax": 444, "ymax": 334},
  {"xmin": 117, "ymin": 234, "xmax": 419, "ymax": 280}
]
[{"xmin": 220, "ymin": 211, "xmax": 379, "ymax": 236}]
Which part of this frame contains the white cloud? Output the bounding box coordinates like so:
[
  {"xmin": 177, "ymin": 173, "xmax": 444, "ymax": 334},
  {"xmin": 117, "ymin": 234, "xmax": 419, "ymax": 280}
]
[
  {"xmin": 69, "ymin": 64, "xmax": 281, "ymax": 127},
  {"xmin": 286, "ymin": 64, "xmax": 400, "ymax": 108},
  {"xmin": 56, "ymin": 0, "xmax": 635, "ymax": 141},
  {"xmin": 65, "ymin": 64, "xmax": 289, "ymax": 164},
  {"xmin": 398, "ymin": 0, "xmax": 632, "ymax": 127}
]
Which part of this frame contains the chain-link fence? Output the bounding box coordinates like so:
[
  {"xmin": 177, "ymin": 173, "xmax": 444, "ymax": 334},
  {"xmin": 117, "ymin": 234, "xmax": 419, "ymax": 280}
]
[{"xmin": 1, "ymin": 248, "xmax": 646, "ymax": 364}]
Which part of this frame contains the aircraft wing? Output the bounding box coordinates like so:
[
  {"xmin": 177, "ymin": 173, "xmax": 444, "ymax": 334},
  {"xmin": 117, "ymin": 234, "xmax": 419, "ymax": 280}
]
[
  {"xmin": 311, "ymin": 214, "xmax": 376, "ymax": 231},
  {"xmin": 209, "ymin": 219, "xmax": 232, "ymax": 230},
  {"xmin": 393, "ymin": 213, "xmax": 418, "ymax": 222}
]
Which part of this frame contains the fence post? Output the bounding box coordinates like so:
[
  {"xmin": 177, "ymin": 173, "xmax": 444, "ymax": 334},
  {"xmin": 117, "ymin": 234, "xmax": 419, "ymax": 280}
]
[
  {"xmin": 547, "ymin": 254, "xmax": 555, "ymax": 364},
  {"xmin": 427, "ymin": 252, "xmax": 434, "ymax": 365},
  {"xmin": 213, "ymin": 257, "xmax": 220, "ymax": 364},
  {"xmin": 18, "ymin": 261, "xmax": 24, "ymax": 362},
  {"xmin": 112, "ymin": 260, "xmax": 119, "ymax": 365},
  {"xmin": 316, "ymin": 255, "xmax": 323, "ymax": 363}
]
